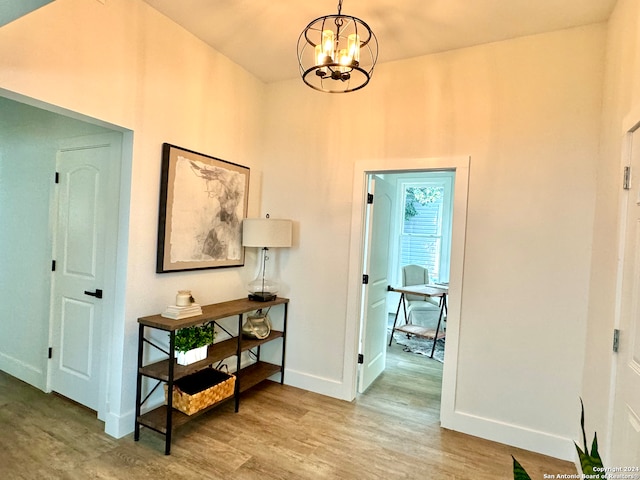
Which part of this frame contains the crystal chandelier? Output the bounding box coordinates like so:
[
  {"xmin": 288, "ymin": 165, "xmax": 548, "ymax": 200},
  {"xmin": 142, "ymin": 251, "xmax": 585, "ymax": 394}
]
[{"xmin": 297, "ymin": 0, "xmax": 378, "ymax": 93}]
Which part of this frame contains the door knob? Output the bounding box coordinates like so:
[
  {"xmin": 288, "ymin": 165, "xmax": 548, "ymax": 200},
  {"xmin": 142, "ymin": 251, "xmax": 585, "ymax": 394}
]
[{"xmin": 84, "ymin": 289, "xmax": 103, "ymax": 299}]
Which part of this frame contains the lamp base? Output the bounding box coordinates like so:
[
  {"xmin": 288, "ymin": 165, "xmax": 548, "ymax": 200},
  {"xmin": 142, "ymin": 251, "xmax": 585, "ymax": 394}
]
[{"xmin": 248, "ymin": 292, "xmax": 277, "ymax": 302}]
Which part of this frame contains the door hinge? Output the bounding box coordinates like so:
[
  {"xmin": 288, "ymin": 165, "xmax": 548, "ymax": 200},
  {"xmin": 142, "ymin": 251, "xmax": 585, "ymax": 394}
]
[
  {"xmin": 358, "ymin": 353, "xmax": 364, "ymax": 364},
  {"xmin": 51, "ymin": 260, "xmax": 56, "ymax": 272},
  {"xmin": 613, "ymin": 328, "xmax": 620, "ymax": 353},
  {"xmin": 55, "ymin": 172, "xmax": 60, "ymax": 184},
  {"xmin": 362, "ymin": 274, "xmax": 369, "ymax": 284},
  {"xmin": 48, "ymin": 347, "xmax": 53, "ymax": 359},
  {"xmin": 367, "ymin": 193, "xmax": 374, "ymax": 204},
  {"xmin": 623, "ymin": 166, "xmax": 631, "ymax": 190}
]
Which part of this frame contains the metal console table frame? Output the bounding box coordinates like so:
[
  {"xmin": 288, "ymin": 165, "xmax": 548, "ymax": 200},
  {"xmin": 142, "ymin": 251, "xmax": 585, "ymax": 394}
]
[{"xmin": 134, "ymin": 297, "xmax": 289, "ymax": 454}]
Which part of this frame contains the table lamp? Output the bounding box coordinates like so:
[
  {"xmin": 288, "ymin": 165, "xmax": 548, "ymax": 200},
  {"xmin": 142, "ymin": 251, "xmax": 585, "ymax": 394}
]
[{"xmin": 242, "ymin": 217, "xmax": 292, "ymax": 301}]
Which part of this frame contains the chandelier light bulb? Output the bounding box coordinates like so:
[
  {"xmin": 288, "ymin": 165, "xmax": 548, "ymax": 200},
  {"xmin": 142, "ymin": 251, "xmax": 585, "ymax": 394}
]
[
  {"xmin": 339, "ymin": 49, "xmax": 350, "ymax": 65},
  {"xmin": 348, "ymin": 33, "xmax": 360, "ymax": 63},
  {"xmin": 322, "ymin": 29, "xmax": 335, "ymax": 61}
]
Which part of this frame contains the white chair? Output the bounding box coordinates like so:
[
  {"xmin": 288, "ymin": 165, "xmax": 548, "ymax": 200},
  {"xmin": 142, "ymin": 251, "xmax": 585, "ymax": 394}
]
[{"xmin": 401, "ymin": 265, "xmax": 440, "ymax": 325}]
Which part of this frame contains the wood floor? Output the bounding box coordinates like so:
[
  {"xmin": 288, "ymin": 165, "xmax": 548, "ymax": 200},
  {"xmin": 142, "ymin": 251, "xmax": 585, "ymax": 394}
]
[{"xmin": 0, "ymin": 344, "xmax": 575, "ymax": 479}]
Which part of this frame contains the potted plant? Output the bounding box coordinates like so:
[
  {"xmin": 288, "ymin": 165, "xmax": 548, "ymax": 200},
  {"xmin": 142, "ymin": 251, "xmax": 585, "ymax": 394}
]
[{"xmin": 174, "ymin": 324, "xmax": 215, "ymax": 366}]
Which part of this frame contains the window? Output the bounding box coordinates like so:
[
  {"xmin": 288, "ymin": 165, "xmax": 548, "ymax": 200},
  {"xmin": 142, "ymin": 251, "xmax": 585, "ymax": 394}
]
[{"xmin": 398, "ymin": 174, "xmax": 454, "ymax": 284}]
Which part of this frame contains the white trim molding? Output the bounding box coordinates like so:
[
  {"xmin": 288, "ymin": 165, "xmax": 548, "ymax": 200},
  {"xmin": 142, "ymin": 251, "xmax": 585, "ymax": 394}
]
[{"xmin": 344, "ymin": 156, "xmax": 471, "ymax": 426}]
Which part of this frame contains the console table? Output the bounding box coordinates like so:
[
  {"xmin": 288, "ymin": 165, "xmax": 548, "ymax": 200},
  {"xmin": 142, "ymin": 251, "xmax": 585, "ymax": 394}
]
[{"xmin": 134, "ymin": 296, "xmax": 288, "ymax": 454}]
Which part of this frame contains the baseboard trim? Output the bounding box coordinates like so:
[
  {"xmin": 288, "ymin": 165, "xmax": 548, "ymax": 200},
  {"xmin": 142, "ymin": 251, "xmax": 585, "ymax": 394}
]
[
  {"xmin": 284, "ymin": 368, "xmax": 351, "ymax": 400},
  {"xmin": 104, "ymin": 408, "xmax": 135, "ymax": 438},
  {"xmin": 442, "ymin": 409, "xmax": 575, "ymax": 461},
  {"xmin": 0, "ymin": 353, "xmax": 45, "ymax": 391}
]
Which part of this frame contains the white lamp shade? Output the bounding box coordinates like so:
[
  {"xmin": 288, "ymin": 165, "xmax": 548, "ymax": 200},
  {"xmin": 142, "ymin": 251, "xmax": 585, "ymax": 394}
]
[{"xmin": 242, "ymin": 218, "xmax": 292, "ymax": 248}]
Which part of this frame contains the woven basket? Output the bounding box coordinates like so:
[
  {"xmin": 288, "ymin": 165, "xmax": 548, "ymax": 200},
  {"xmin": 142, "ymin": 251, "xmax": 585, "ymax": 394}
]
[{"xmin": 165, "ymin": 368, "xmax": 235, "ymax": 416}]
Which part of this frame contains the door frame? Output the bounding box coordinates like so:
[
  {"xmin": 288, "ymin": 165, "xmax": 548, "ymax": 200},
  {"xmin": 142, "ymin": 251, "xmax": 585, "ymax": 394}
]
[
  {"xmin": 606, "ymin": 106, "xmax": 640, "ymax": 461},
  {"xmin": 344, "ymin": 156, "xmax": 470, "ymax": 428}
]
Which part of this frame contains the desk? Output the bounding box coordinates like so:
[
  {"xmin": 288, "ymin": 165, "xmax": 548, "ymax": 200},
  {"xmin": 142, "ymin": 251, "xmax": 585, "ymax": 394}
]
[{"xmin": 387, "ymin": 284, "xmax": 448, "ymax": 358}]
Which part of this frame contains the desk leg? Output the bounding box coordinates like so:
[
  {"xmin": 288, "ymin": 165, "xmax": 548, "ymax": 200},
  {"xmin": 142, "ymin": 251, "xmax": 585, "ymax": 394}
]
[
  {"xmin": 388, "ymin": 293, "xmax": 405, "ymax": 346},
  {"xmin": 430, "ymin": 295, "xmax": 446, "ymax": 358},
  {"xmin": 401, "ymin": 294, "xmax": 410, "ymax": 325}
]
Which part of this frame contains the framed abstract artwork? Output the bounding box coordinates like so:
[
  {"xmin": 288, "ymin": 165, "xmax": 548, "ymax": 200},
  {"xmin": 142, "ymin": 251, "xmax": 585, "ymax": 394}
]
[{"xmin": 156, "ymin": 143, "xmax": 250, "ymax": 273}]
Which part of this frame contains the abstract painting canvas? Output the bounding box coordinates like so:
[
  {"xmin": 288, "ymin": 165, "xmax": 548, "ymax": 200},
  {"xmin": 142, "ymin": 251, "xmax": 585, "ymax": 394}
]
[{"xmin": 156, "ymin": 143, "xmax": 249, "ymax": 273}]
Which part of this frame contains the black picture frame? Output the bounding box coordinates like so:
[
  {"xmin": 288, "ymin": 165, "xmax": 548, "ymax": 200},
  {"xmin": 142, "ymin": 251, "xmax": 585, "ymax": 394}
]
[{"xmin": 156, "ymin": 143, "xmax": 250, "ymax": 273}]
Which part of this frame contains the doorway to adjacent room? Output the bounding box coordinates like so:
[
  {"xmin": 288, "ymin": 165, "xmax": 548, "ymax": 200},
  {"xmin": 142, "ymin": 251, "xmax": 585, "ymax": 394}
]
[
  {"xmin": 345, "ymin": 156, "xmax": 470, "ymax": 430},
  {"xmin": 358, "ymin": 171, "xmax": 454, "ymax": 395}
]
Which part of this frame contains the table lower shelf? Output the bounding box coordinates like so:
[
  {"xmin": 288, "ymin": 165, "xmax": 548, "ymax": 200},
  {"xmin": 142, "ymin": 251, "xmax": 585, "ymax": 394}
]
[
  {"xmin": 137, "ymin": 361, "xmax": 282, "ymax": 433},
  {"xmin": 393, "ymin": 324, "xmax": 446, "ymax": 340},
  {"xmin": 237, "ymin": 360, "xmax": 282, "ymax": 393}
]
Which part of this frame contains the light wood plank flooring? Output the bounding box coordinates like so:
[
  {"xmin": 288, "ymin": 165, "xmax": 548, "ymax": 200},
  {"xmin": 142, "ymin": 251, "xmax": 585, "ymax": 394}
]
[{"xmin": 0, "ymin": 344, "xmax": 575, "ymax": 479}]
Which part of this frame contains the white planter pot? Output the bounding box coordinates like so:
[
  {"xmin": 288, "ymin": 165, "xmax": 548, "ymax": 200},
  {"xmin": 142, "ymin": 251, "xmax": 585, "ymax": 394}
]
[{"xmin": 175, "ymin": 345, "xmax": 208, "ymax": 366}]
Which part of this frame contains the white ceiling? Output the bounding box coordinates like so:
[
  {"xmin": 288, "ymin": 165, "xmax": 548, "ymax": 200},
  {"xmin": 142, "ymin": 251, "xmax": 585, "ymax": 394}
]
[{"xmin": 143, "ymin": 0, "xmax": 617, "ymax": 84}]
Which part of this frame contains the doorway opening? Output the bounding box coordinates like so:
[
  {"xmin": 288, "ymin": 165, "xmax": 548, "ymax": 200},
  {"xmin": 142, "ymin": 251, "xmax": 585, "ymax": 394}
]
[
  {"xmin": 0, "ymin": 90, "xmax": 132, "ymax": 433},
  {"xmin": 344, "ymin": 156, "xmax": 470, "ymax": 430},
  {"xmin": 358, "ymin": 171, "xmax": 454, "ymax": 399}
]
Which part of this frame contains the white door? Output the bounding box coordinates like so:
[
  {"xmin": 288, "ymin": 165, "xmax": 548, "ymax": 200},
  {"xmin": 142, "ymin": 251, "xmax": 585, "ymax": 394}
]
[
  {"xmin": 610, "ymin": 125, "xmax": 640, "ymax": 465},
  {"xmin": 49, "ymin": 133, "xmax": 120, "ymax": 412},
  {"xmin": 358, "ymin": 175, "xmax": 393, "ymax": 393}
]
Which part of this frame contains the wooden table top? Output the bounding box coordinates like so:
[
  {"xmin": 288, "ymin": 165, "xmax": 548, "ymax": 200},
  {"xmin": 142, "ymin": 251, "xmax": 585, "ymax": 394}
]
[
  {"xmin": 387, "ymin": 285, "xmax": 447, "ymax": 298},
  {"xmin": 138, "ymin": 296, "xmax": 289, "ymax": 331}
]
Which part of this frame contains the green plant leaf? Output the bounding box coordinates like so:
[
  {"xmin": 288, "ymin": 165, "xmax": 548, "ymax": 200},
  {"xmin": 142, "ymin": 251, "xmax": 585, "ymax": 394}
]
[
  {"xmin": 174, "ymin": 324, "xmax": 215, "ymax": 352},
  {"xmin": 512, "ymin": 456, "xmax": 532, "ymax": 480},
  {"xmin": 575, "ymin": 436, "xmax": 604, "ymax": 477},
  {"xmin": 576, "ymin": 398, "xmax": 605, "ymax": 478},
  {"xmin": 580, "ymin": 398, "xmax": 588, "ymax": 453},
  {"xmin": 590, "ymin": 433, "xmax": 603, "ymax": 463},
  {"xmin": 404, "ymin": 186, "xmax": 443, "ymax": 220}
]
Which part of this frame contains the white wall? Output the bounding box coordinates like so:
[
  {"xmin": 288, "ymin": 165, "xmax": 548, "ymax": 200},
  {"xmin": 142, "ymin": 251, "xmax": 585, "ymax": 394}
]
[
  {"xmin": 0, "ymin": 0, "xmax": 615, "ymax": 461},
  {"xmin": 0, "ymin": 0, "xmax": 266, "ymax": 437},
  {"xmin": 0, "ymin": 138, "xmax": 53, "ymax": 390},
  {"xmin": 262, "ymin": 25, "xmax": 605, "ymax": 459},
  {"xmin": 0, "ymin": 98, "xmax": 110, "ymax": 389}
]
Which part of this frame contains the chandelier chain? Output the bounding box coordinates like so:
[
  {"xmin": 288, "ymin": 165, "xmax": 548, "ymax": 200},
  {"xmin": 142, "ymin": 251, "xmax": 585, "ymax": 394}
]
[{"xmin": 335, "ymin": 0, "xmax": 344, "ymax": 32}]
